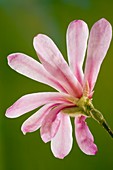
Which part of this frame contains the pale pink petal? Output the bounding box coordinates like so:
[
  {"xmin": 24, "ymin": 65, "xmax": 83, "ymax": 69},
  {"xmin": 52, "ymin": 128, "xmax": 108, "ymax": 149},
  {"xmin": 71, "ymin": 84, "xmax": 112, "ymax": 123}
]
[
  {"xmin": 67, "ymin": 20, "xmax": 89, "ymax": 85},
  {"xmin": 75, "ymin": 115, "xmax": 98, "ymax": 155},
  {"xmin": 5, "ymin": 92, "xmax": 71, "ymax": 118},
  {"xmin": 33, "ymin": 34, "xmax": 82, "ymax": 97},
  {"xmin": 40, "ymin": 105, "xmax": 66, "ymax": 143},
  {"xmin": 21, "ymin": 103, "xmax": 58, "ymax": 134},
  {"xmin": 8, "ymin": 53, "xmax": 66, "ymax": 93},
  {"xmin": 51, "ymin": 113, "xmax": 73, "ymax": 159},
  {"xmin": 84, "ymin": 18, "xmax": 112, "ymax": 92}
]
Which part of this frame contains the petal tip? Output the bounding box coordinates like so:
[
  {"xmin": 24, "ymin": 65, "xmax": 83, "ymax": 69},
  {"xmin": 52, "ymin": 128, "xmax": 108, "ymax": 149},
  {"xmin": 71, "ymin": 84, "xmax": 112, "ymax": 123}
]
[
  {"xmin": 92, "ymin": 145, "xmax": 98, "ymax": 155},
  {"xmin": 5, "ymin": 108, "xmax": 14, "ymax": 118},
  {"xmin": 95, "ymin": 18, "xmax": 112, "ymax": 30},
  {"xmin": 69, "ymin": 19, "xmax": 87, "ymax": 28},
  {"xmin": 33, "ymin": 34, "xmax": 42, "ymax": 48},
  {"xmin": 84, "ymin": 143, "xmax": 98, "ymax": 156},
  {"xmin": 54, "ymin": 153, "xmax": 65, "ymax": 159},
  {"xmin": 23, "ymin": 132, "xmax": 26, "ymax": 135},
  {"xmin": 41, "ymin": 133, "xmax": 50, "ymax": 143},
  {"xmin": 99, "ymin": 18, "xmax": 109, "ymax": 23},
  {"xmin": 5, "ymin": 105, "xmax": 20, "ymax": 118},
  {"xmin": 7, "ymin": 54, "xmax": 15, "ymax": 64},
  {"xmin": 33, "ymin": 33, "xmax": 44, "ymax": 42},
  {"xmin": 7, "ymin": 53, "xmax": 21, "ymax": 65},
  {"xmin": 21, "ymin": 126, "xmax": 27, "ymax": 135},
  {"xmin": 5, "ymin": 112, "xmax": 10, "ymax": 118}
]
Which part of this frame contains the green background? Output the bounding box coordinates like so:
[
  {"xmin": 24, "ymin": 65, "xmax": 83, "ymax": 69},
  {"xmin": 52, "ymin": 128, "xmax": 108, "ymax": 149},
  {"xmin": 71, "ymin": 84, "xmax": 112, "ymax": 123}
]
[{"xmin": 0, "ymin": 0, "xmax": 113, "ymax": 169}]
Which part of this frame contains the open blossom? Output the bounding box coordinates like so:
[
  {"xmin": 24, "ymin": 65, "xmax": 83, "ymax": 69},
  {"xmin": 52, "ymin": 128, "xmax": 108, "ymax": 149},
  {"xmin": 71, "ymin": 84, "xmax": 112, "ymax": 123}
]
[{"xmin": 6, "ymin": 18, "xmax": 112, "ymax": 159}]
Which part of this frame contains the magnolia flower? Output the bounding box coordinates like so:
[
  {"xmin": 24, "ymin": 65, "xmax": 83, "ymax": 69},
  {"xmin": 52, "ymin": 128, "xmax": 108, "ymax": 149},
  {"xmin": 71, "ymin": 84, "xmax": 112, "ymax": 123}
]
[{"xmin": 6, "ymin": 18, "xmax": 112, "ymax": 159}]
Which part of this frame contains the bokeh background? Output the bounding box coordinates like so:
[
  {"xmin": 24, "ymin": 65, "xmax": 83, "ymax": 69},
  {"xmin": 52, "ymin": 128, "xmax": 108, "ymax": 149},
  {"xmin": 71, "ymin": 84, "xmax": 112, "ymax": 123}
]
[{"xmin": 1, "ymin": 0, "xmax": 113, "ymax": 169}]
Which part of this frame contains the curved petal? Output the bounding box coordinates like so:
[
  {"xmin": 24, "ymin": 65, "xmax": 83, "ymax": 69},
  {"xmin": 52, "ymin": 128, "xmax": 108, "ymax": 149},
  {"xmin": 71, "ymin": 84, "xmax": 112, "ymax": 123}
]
[
  {"xmin": 5, "ymin": 92, "xmax": 71, "ymax": 118},
  {"xmin": 8, "ymin": 53, "xmax": 66, "ymax": 93},
  {"xmin": 75, "ymin": 115, "xmax": 98, "ymax": 155},
  {"xmin": 84, "ymin": 18, "xmax": 112, "ymax": 92},
  {"xmin": 51, "ymin": 113, "xmax": 73, "ymax": 159},
  {"xmin": 66, "ymin": 20, "xmax": 89, "ymax": 85},
  {"xmin": 40, "ymin": 105, "xmax": 66, "ymax": 143},
  {"xmin": 33, "ymin": 34, "xmax": 82, "ymax": 97},
  {"xmin": 21, "ymin": 103, "xmax": 58, "ymax": 134}
]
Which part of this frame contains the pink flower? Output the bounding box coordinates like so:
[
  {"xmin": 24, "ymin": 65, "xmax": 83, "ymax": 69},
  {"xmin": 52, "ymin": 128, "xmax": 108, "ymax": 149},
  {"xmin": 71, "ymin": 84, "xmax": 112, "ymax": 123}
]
[{"xmin": 6, "ymin": 18, "xmax": 112, "ymax": 159}]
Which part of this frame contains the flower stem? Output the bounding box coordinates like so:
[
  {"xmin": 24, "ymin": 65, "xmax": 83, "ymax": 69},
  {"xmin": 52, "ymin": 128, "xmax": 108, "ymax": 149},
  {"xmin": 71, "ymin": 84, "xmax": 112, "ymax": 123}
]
[
  {"xmin": 90, "ymin": 108, "xmax": 113, "ymax": 138},
  {"xmin": 101, "ymin": 120, "xmax": 113, "ymax": 138}
]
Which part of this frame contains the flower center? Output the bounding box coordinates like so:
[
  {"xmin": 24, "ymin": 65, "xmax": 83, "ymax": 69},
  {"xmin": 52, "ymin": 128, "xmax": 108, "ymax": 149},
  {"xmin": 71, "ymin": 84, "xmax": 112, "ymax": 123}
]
[
  {"xmin": 63, "ymin": 95, "xmax": 93, "ymax": 117},
  {"xmin": 63, "ymin": 82, "xmax": 93, "ymax": 117}
]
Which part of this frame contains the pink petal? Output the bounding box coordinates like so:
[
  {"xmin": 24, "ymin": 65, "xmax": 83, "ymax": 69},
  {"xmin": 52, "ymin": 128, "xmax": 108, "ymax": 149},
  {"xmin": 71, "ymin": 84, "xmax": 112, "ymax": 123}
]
[
  {"xmin": 21, "ymin": 103, "xmax": 58, "ymax": 134},
  {"xmin": 5, "ymin": 92, "xmax": 71, "ymax": 118},
  {"xmin": 40, "ymin": 105, "xmax": 66, "ymax": 143},
  {"xmin": 84, "ymin": 18, "xmax": 112, "ymax": 92},
  {"xmin": 8, "ymin": 53, "xmax": 66, "ymax": 93},
  {"xmin": 33, "ymin": 34, "xmax": 82, "ymax": 97},
  {"xmin": 51, "ymin": 113, "xmax": 73, "ymax": 159},
  {"xmin": 75, "ymin": 115, "xmax": 98, "ymax": 155},
  {"xmin": 66, "ymin": 20, "xmax": 89, "ymax": 85}
]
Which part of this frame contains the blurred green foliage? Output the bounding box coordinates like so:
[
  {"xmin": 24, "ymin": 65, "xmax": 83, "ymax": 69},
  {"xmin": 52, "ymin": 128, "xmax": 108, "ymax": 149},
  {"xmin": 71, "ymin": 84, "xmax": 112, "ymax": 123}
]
[{"xmin": 0, "ymin": 0, "xmax": 113, "ymax": 170}]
